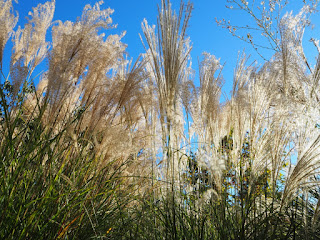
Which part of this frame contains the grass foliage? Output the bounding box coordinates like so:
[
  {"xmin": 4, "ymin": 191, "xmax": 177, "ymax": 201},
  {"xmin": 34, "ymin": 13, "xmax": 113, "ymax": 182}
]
[{"xmin": 1, "ymin": 0, "xmax": 320, "ymax": 239}]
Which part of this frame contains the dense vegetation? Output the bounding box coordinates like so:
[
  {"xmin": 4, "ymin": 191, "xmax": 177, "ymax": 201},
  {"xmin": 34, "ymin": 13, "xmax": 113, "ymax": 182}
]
[{"xmin": 1, "ymin": 0, "xmax": 320, "ymax": 239}]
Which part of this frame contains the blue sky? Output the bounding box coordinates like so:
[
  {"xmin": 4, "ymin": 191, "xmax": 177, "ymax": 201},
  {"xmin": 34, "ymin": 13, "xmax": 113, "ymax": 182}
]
[{"xmin": 5, "ymin": 0, "xmax": 320, "ymax": 99}]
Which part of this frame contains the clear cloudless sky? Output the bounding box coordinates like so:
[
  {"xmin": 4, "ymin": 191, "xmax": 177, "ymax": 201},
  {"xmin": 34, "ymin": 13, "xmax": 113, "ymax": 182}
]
[{"xmin": 5, "ymin": 0, "xmax": 320, "ymax": 99}]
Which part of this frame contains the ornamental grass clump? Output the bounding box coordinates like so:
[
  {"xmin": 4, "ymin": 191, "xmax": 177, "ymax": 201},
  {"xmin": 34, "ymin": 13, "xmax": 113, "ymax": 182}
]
[
  {"xmin": 0, "ymin": 1, "xmax": 147, "ymax": 239},
  {"xmin": 2, "ymin": 0, "xmax": 320, "ymax": 239}
]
